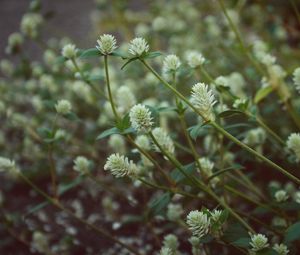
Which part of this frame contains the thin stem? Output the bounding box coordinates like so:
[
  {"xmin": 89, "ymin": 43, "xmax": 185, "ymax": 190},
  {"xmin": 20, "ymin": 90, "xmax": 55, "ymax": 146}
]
[
  {"xmin": 290, "ymin": 0, "xmax": 300, "ymax": 26},
  {"xmin": 104, "ymin": 55, "xmax": 120, "ymax": 121},
  {"xmin": 141, "ymin": 59, "xmax": 300, "ymax": 185},
  {"xmin": 18, "ymin": 172, "xmax": 141, "ymax": 255}
]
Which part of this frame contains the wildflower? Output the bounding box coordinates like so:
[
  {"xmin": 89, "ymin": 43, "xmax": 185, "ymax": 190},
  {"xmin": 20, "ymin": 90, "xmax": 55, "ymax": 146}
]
[
  {"xmin": 274, "ymin": 190, "xmax": 289, "ymax": 203},
  {"xmin": 108, "ymin": 134, "xmax": 126, "ymax": 154},
  {"xmin": 0, "ymin": 157, "xmax": 16, "ymax": 173},
  {"xmin": 287, "ymin": 133, "xmax": 300, "ymax": 161},
  {"xmin": 167, "ymin": 203, "xmax": 183, "ymax": 221},
  {"xmin": 163, "ymin": 234, "xmax": 179, "ymax": 253},
  {"xmin": 104, "ymin": 153, "xmax": 138, "ymax": 178},
  {"xmin": 61, "ymin": 44, "xmax": 77, "ymax": 59},
  {"xmin": 6, "ymin": 32, "xmax": 23, "ymax": 54},
  {"xmin": 20, "ymin": 13, "xmax": 43, "ymax": 38},
  {"xmin": 186, "ymin": 210, "xmax": 210, "ymax": 238},
  {"xmin": 152, "ymin": 127, "xmax": 175, "ymax": 155},
  {"xmin": 190, "ymin": 83, "xmax": 216, "ymax": 121},
  {"xmin": 73, "ymin": 156, "xmax": 90, "ymax": 174},
  {"xmin": 293, "ymin": 191, "xmax": 300, "ymax": 204},
  {"xmin": 0, "ymin": 60, "xmax": 14, "ymax": 77},
  {"xmin": 293, "ymin": 67, "xmax": 300, "ymax": 92},
  {"xmin": 160, "ymin": 247, "xmax": 173, "ymax": 255},
  {"xmin": 186, "ymin": 50, "xmax": 205, "ymax": 68},
  {"xmin": 273, "ymin": 243, "xmax": 289, "ymax": 255},
  {"xmin": 135, "ymin": 135, "xmax": 151, "ymax": 150},
  {"xmin": 128, "ymin": 37, "xmax": 149, "ymax": 56},
  {"xmin": 211, "ymin": 209, "xmax": 223, "ymax": 223},
  {"xmin": 189, "ymin": 236, "xmax": 201, "ymax": 255},
  {"xmin": 163, "ymin": 54, "xmax": 181, "ymax": 74},
  {"xmin": 243, "ymin": 128, "xmax": 266, "ymax": 147},
  {"xmin": 116, "ymin": 85, "xmax": 136, "ymax": 114},
  {"xmin": 32, "ymin": 231, "xmax": 49, "ymax": 254},
  {"xmin": 55, "ymin": 99, "xmax": 72, "ymax": 115},
  {"xmin": 129, "ymin": 104, "xmax": 153, "ymax": 133},
  {"xmin": 249, "ymin": 234, "xmax": 269, "ymax": 252},
  {"xmin": 198, "ymin": 158, "xmax": 219, "ymax": 186},
  {"xmin": 215, "ymin": 76, "xmax": 230, "ymax": 88},
  {"xmin": 96, "ymin": 34, "xmax": 117, "ymax": 55}
]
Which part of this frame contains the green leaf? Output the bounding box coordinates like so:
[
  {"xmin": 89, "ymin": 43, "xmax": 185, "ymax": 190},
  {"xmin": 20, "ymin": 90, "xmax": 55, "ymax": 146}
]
[
  {"xmin": 96, "ymin": 127, "xmax": 120, "ymax": 140},
  {"xmin": 121, "ymin": 57, "xmax": 139, "ymax": 70},
  {"xmin": 254, "ymin": 86, "xmax": 274, "ymax": 104},
  {"xmin": 144, "ymin": 51, "xmax": 162, "ymax": 59},
  {"xmin": 170, "ymin": 162, "xmax": 196, "ymax": 184},
  {"xmin": 111, "ymin": 50, "xmax": 129, "ymax": 59},
  {"xmin": 64, "ymin": 112, "xmax": 80, "ymax": 121},
  {"xmin": 231, "ymin": 237, "xmax": 250, "ymax": 248},
  {"xmin": 87, "ymin": 74, "xmax": 104, "ymax": 81},
  {"xmin": 148, "ymin": 192, "xmax": 172, "ymax": 216},
  {"xmin": 56, "ymin": 56, "xmax": 67, "ymax": 64},
  {"xmin": 284, "ymin": 220, "xmax": 300, "ymax": 244},
  {"xmin": 37, "ymin": 127, "xmax": 53, "ymax": 140},
  {"xmin": 223, "ymin": 223, "xmax": 248, "ymax": 243},
  {"xmin": 218, "ymin": 110, "xmax": 246, "ymax": 118},
  {"xmin": 80, "ymin": 48, "xmax": 102, "ymax": 59},
  {"xmin": 58, "ymin": 175, "xmax": 85, "ymax": 195}
]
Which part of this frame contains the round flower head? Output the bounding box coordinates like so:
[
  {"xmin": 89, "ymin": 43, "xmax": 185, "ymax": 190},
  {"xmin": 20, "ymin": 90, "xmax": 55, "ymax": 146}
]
[
  {"xmin": 104, "ymin": 153, "xmax": 138, "ymax": 178},
  {"xmin": 293, "ymin": 67, "xmax": 300, "ymax": 93},
  {"xmin": 73, "ymin": 156, "xmax": 90, "ymax": 174},
  {"xmin": 62, "ymin": 44, "xmax": 77, "ymax": 59},
  {"xmin": 55, "ymin": 100, "xmax": 72, "ymax": 115},
  {"xmin": 273, "ymin": 243, "xmax": 289, "ymax": 255},
  {"xmin": 0, "ymin": 157, "xmax": 16, "ymax": 173},
  {"xmin": 274, "ymin": 190, "xmax": 289, "ymax": 202},
  {"xmin": 135, "ymin": 135, "xmax": 151, "ymax": 150},
  {"xmin": 163, "ymin": 234, "xmax": 179, "ymax": 253},
  {"xmin": 186, "ymin": 50, "xmax": 205, "ymax": 68},
  {"xmin": 163, "ymin": 54, "xmax": 181, "ymax": 74},
  {"xmin": 116, "ymin": 85, "xmax": 136, "ymax": 114},
  {"xmin": 128, "ymin": 37, "xmax": 149, "ymax": 56},
  {"xmin": 159, "ymin": 247, "xmax": 173, "ymax": 255},
  {"xmin": 287, "ymin": 133, "xmax": 300, "ymax": 161},
  {"xmin": 152, "ymin": 127, "xmax": 175, "ymax": 156},
  {"xmin": 249, "ymin": 234, "xmax": 269, "ymax": 252},
  {"xmin": 129, "ymin": 104, "xmax": 153, "ymax": 133},
  {"xmin": 190, "ymin": 83, "xmax": 216, "ymax": 121},
  {"xmin": 186, "ymin": 210, "xmax": 210, "ymax": 238},
  {"xmin": 167, "ymin": 203, "xmax": 183, "ymax": 222},
  {"xmin": 96, "ymin": 34, "xmax": 117, "ymax": 55},
  {"xmin": 294, "ymin": 191, "xmax": 300, "ymax": 204},
  {"xmin": 211, "ymin": 209, "xmax": 223, "ymax": 223}
]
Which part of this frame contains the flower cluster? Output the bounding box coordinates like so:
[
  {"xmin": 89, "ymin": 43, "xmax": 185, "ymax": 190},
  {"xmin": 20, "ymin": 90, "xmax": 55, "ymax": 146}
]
[
  {"xmin": 129, "ymin": 104, "xmax": 153, "ymax": 133},
  {"xmin": 96, "ymin": 34, "xmax": 117, "ymax": 55},
  {"xmin": 128, "ymin": 37, "xmax": 149, "ymax": 56}
]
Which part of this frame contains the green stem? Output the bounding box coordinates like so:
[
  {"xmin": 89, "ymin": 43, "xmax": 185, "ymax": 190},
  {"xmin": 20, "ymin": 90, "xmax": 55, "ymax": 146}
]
[
  {"xmin": 290, "ymin": 0, "xmax": 300, "ymax": 25},
  {"xmin": 141, "ymin": 59, "xmax": 300, "ymax": 185}
]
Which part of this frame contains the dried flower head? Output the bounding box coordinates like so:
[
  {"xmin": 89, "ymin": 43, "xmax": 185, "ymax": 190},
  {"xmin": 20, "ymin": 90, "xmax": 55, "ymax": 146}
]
[
  {"xmin": 128, "ymin": 37, "xmax": 149, "ymax": 56},
  {"xmin": 96, "ymin": 34, "xmax": 117, "ymax": 55},
  {"xmin": 287, "ymin": 133, "xmax": 300, "ymax": 161},
  {"xmin": 186, "ymin": 210, "xmax": 210, "ymax": 238},
  {"xmin": 62, "ymin": 44, "xmax": 77, "ymax": 59},
  {"xmin": 249, "ymin": 234, "xmax": 269, "ymax": 252},
  {"xmin": 55, "ymin": 99, "xmax": 72, "ymax": 115},
  {"xmin": 129, "ymin": 104, "xmax": 153, "ymax": 133},
  {"xmin": 104, "ymin": 153, "xmax": 138, "ymax": 178},
  {"xmin": 190, "ymin": 83, "xmax": 216, "ymax": 121}
]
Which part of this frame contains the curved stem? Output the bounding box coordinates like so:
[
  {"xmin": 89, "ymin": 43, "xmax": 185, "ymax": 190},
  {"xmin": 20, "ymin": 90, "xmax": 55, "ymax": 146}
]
[{"xmin": 141, "ymin": 59, "xmax": 300, "ymax": 185}]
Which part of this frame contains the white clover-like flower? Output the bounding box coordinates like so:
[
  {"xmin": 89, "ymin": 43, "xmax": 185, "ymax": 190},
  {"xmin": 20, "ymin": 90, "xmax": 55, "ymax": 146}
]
[
  {"xmin": 32, "ymin": 231, "xmax": 49, "ymax": 254},
  {"xmin": 198, "ymin": 157, "xmax": 219, "ymax": 187},
  {"xmin": 129, "ymin": 104, "xmax": 153, "ymax": 133},
  {"xmin": 249, "ymin": 234, "xmax": 269, "ymax": 252},
  {"xmin": 104, "ymin": 153, "xmax": 138, "ymax": 178},
  {"xmin": 186, "ymin": 210, "xmax": 211, "ymax": 238},
  {"xmin": 6, "ymin": 32, "xmax": 23, "ymax": 53},
  {"xmin": 275, "ymin": 190, "xmax": 289, "ymax": 203},
  {"xmin": 108, "ymin": 134, "xmax": 126, "ymax": 154},
  {"xmin": 186, "ymin": 50, "xmax": 205, "ymax": 68},
  {"xmin": 0, "ymin": 157, "xmax": 16, "ymax": 173},
  {"xmin": 243, "ymin": 128, "xmax": 266, "ymax": 147},
  {"xmin": 61, "ymin": 44, "xmax": 77, "ymax": 59},
  {"xmin": 211, "ymin": 209, "xmax": 223, "ymax": 223},
  {"xmin": 152, "ymin": 127, "xmax": 175, "ymax": 156},
  {"xmin": 73, "ymin": 156, "xmax": 90, "ymax": 174},
  {"xmin": 287, "ymin": 133, "xmax": 300, "ymax": 161},
  {"xmin": 215, "ymin": 76, "xmax": 230, "ymax": 87},
  {"xmin": 294, "ymin": 191, "xmax": 300, "ymax": 204},
  {"xmin": 20, "ymin": 13, "xmax": 43, "ymax": 38},
  {"xmin": 116, "ymin": 85, "xmax": 136, "ymax": 114},
  {"xmin": 135, "ymin": 135, "xmax": 151, "ymax": 150},
  {"xmin": 96, "ymin": 34, "xmax": 117, "ymax": 55},
  {"xmin": 167, "ymin": 203, "xmax": 183, "ymax": 222},
  {"xmin": 162, "ymin": 54, "xmax": 181, "ymax": 74},
  {"xmin": 128, "ymin": 37, "xmax": 149, "ymax": 56},
  {"xmin": 55, "ymin": 99, "xmax": 72, "ymax": 115},
  {"xmin": 293, "ymin": 67, "xmax": 300, "ymax": 93},
  {"xmin": 261, "ymin": 53, "xmax": 276, "ymax": 66},
  {"xmin": 190, "ymin": 83, "xmax": 216, "ymax": 121},
  {"xmin": 163, "ymin": 234, "xmax": 179, "ymax": 253},
  {"xmin": 273, "ymin": 243, "xmax": 289, "ymax": 255},
  {"xmin": 159, "ymin": 247, "xmax": 173, "ymax": 255}
]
